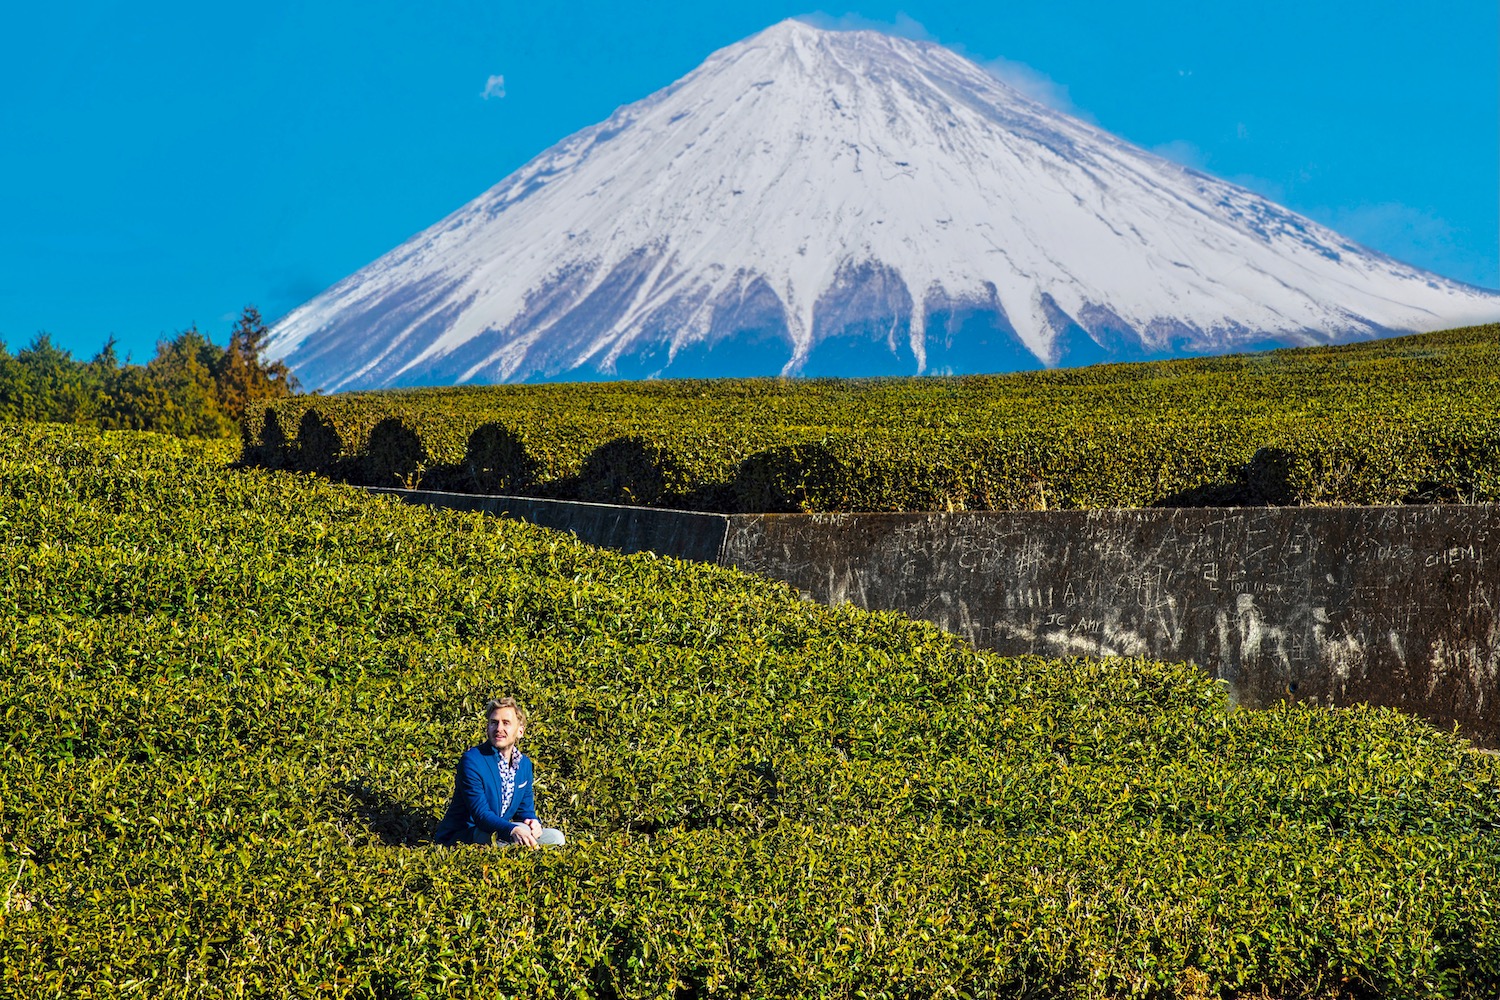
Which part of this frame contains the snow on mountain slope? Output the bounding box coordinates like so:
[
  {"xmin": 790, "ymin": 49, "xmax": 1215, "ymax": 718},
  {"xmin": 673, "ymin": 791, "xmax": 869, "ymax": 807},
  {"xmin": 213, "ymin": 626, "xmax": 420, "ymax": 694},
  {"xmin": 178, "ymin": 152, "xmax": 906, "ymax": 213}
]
[{"xmin": 265, "ymin": 19, "xmax": 1500, "ymax": 390}]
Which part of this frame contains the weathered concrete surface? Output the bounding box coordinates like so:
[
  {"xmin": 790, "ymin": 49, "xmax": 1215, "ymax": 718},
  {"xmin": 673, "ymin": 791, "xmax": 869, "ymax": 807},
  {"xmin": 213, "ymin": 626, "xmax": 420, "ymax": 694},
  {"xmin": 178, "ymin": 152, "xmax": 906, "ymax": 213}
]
[
  {"xmin": 370, "ymin": 488, "xmax": 730, "ymax": 564},
  {"xmin": 372, "ymin": 487, "xmax": 1500, "ymax": 745},
  {"xmin": 722, "ymin": 507, "xmax": 1500, "ymax": 745}
]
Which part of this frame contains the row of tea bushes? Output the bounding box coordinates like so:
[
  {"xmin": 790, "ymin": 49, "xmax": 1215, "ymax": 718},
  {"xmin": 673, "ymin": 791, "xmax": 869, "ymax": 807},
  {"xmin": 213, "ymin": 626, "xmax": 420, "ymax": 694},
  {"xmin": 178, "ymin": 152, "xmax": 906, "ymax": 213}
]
[
  {"xmin": 4, "ymin": 422, "xmax": 1499, "ymax": 996},
  {"xmin": 241, "ymin": 323, "xmax": 1500, "ymax": 510},
  {"xmin": 9, "ymin": 828, "xmax": 1499, "ymax": 997}
]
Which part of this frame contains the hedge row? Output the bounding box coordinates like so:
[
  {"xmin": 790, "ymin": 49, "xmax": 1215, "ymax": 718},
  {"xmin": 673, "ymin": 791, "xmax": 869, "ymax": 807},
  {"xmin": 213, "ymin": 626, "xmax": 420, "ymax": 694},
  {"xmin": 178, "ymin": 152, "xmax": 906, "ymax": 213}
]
[
  {"xmin": 10, "ymin": 829, "xmax": 1499, "ymax": 997},
  {"xmin": 3, "ymin": 423, "xmax": 1499, "ymax": 996},
  {"xmin": 241, "ymin": 324, "xmax": 1500, "ymax": 510}
]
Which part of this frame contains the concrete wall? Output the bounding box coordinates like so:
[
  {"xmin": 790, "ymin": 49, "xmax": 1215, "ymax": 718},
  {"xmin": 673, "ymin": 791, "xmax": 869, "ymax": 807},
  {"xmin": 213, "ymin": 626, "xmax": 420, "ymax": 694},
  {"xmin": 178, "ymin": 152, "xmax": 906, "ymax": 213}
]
[
  {"xmin": 372, "ymin": 488, "xmax": 730, "ymax": 564},
  {"xmin": 375, "ymin": 488, "xmax": 1500, "ymax": 745}
]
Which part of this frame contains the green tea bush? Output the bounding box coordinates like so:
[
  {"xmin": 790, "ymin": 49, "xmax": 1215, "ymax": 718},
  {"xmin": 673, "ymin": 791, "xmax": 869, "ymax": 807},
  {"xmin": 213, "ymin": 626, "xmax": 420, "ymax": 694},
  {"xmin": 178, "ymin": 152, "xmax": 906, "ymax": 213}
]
[
  {"xmin": 3, "ymin": 423, "xmax": 1498, "ymax": 997},
  {"xmin": 239, "ymin": 323, "xmax": 1500, "ymax": 512}
]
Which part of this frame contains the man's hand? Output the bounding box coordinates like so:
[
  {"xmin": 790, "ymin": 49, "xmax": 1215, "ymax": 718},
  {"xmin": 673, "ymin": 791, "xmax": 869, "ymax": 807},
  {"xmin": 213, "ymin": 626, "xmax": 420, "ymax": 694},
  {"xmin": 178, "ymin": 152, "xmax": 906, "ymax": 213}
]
[{"xmin": 511, "ymin": 822, "xmax": 540, "ymax": 849}]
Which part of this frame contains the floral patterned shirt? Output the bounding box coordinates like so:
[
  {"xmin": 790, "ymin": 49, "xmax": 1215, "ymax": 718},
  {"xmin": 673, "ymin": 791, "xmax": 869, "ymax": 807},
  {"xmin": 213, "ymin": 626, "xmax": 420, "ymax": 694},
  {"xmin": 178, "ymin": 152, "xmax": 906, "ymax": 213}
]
[{"xmin": 496, "ymin": 746, "xmax": 521, "ymax": 818}]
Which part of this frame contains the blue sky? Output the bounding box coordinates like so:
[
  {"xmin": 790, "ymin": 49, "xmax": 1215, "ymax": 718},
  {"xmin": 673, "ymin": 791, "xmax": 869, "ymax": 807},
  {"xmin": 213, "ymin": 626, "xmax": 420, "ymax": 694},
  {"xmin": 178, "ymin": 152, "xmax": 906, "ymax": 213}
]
[{"xmin": 3, "ymin": 0, "xmax": 1495, "ymax": 361}]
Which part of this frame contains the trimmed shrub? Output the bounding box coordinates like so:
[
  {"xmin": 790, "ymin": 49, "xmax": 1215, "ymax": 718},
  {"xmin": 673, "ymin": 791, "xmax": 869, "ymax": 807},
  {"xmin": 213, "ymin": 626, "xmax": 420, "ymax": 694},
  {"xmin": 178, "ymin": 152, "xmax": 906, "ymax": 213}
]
[
  {"xmin": 464, "ymin": 421, "xmax": 540, "ymax": 494},
  {"xmin": 574, "ymin": 436, "xmax": 690, "ymax": 506},
  {"xmin": 362, "ymin": 416, "xmax": 428, "ymax": 487},
  {"xmin": 294, "ymin": 407, "xmax": 344, "ymax": 472}
]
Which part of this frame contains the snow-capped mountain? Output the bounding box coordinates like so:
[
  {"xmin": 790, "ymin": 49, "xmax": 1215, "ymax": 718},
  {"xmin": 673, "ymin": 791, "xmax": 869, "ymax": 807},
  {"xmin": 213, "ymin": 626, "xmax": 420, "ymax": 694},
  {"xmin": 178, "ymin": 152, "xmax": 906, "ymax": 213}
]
[{"xmin": 266, "ymin": 19, "xmax": 1500, "ymax": 390}]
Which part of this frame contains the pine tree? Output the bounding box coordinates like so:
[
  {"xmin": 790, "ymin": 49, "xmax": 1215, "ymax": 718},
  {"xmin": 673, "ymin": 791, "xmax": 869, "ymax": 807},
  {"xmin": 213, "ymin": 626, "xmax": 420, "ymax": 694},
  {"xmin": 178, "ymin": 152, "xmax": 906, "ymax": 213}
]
[
  {"xmin": 146, "ymin": 327, "xmax": 235, "ymax": 438},
  {"xmin": 17, "ymin": 333, "xmax": 92, "ymax": 424},
  {"xmin": 216, "ymin": 306, "xmax": 299, "ymax": 423}
]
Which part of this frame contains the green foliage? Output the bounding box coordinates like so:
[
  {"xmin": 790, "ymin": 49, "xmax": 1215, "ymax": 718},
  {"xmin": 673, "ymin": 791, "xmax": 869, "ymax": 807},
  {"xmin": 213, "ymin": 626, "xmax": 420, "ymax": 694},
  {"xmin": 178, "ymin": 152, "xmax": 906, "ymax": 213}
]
[
  {"xmin": 0, "ymin": 306, "xmax": 297, "ymax": 439},
  {"xmin": 0, "ymin": 333, "xmax": 99, "ymax": 424},
  {"xmin": 143, "ymin": 327, "xmax": 238, "ymax": 438},
  {"xmin": 216, "ymin": 306, "xmax": 300, "ymax": 423},
  {"xmin": 2, "ymin": 423, "xmax": 1498, "ymax": 996},
  {"xmin": 246, "ymin": 323, "xmax": 1500, "ymax": 510}
]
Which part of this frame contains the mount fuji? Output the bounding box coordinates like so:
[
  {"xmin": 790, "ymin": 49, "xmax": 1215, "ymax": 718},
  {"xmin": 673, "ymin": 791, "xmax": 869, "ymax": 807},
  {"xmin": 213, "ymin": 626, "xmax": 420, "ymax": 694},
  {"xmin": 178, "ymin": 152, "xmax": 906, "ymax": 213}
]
[{"xmin": 265, "ymin": 19, "xmax": 1500, "ymax": 390}]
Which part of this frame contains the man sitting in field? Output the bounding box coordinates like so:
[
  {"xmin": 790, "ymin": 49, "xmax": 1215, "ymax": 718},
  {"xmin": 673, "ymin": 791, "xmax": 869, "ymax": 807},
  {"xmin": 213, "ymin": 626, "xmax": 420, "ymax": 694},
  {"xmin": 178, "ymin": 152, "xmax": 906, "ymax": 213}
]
[{"xmin": 434, "ymin": 696, "xmax": 565, "ymax": 848}]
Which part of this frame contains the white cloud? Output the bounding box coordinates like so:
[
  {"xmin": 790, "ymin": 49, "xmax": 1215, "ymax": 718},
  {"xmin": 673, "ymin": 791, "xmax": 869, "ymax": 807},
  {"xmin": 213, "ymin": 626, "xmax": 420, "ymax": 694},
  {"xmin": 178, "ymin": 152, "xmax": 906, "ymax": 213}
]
[
  {"xmin": 1227, "ymin": 173, "xmax": 1287, "ymax": 203},
  {"xmin": 796, "ymin": 11, "xmax": 934, "ymax": 41},
  {"xmin": 481, "ymin": 74, "xmax": 506, "ymax": 100},
  {"xmin": 797, "ymin": 11, "xmax": 1083, "ymax": 117},
  {"xmin": 981, "ymin": 55, "xmax": 1083, "ymax": 116},
  {"xmin": 1150, "ymin": 139, "xmax": 1208, "ymax": 170}
]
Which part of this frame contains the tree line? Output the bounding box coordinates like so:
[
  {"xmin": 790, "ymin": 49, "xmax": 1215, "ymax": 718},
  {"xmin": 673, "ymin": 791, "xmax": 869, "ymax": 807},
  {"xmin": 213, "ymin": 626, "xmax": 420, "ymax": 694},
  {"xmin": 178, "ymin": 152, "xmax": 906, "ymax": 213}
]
[{"xmin": 0, "ymin": 307, "xmax": 299, "ymax": 438}]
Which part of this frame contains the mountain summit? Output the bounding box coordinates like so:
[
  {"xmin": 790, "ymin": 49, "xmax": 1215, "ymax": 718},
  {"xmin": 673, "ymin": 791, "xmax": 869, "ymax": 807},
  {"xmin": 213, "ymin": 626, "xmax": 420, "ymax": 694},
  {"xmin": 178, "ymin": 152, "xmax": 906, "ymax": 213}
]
[{"xmin": 266, "ymin": 20, "xmax": 1500, "ymax": 390}]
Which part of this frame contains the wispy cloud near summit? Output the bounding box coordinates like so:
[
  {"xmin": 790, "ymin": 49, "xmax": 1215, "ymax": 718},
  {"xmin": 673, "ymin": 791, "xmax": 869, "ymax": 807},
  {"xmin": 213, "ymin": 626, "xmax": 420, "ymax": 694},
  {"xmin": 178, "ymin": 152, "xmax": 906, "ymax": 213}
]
[
  {"xmin": 481, "ymin": 74, "xmax": 506, "ymax": 100},
  {"xmin": 978, "ymin": 55, "xmax": 1085, "ymax": 118},
  {"xmin": 796, "ymin": 12, "xmax": 1082, "ymax": 117},
  {"xmin": 795, "ymin": 11, "xmax": 934, "ymax": 41}
]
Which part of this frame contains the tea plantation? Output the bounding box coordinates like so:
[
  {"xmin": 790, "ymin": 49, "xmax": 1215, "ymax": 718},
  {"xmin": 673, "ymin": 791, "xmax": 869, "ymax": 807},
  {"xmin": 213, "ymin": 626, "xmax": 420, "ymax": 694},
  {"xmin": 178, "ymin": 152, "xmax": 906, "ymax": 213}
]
[
  {"xmin": 3, "ymin": 423, "xmax": 1499, "ymax": 998},
  {"xmin": 244, "ymin": 324, "xmax": 1500, "ymax": 511}
]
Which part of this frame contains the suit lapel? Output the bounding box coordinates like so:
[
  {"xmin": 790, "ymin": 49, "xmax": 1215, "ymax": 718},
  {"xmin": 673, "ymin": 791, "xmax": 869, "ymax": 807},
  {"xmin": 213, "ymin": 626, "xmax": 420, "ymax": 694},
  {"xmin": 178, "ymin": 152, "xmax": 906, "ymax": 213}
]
[
  {"xmin": 514, "ymin": 756, "xmax": 529, "ymax": 795},
  {"xmin": 480, "ymin": 745, "xmax": 504, "ymax": 815}
]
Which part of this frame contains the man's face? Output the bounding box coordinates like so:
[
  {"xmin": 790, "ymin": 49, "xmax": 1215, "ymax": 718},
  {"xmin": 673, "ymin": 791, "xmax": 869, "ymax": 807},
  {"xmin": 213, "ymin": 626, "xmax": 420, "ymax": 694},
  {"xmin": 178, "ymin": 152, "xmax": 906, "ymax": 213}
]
[{"xmin": 486, "ymin": 707, "xmax": 523, "ymax": 753}]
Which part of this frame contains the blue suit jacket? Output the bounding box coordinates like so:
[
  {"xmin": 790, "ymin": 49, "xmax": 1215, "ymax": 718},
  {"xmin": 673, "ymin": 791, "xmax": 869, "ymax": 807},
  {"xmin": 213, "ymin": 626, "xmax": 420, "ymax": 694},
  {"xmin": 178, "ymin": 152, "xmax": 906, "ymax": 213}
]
[{"xmin": 433, "ymin": 744, "xmax": 538, "ymax": 846}]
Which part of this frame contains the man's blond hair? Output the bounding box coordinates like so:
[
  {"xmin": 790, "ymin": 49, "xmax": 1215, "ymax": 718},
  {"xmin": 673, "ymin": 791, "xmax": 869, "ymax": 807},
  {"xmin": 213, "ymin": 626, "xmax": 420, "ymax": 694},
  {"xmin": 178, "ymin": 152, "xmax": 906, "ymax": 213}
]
[{"xmin": 484, "ymin": 696, "xmax": 527, "ymax": 724}]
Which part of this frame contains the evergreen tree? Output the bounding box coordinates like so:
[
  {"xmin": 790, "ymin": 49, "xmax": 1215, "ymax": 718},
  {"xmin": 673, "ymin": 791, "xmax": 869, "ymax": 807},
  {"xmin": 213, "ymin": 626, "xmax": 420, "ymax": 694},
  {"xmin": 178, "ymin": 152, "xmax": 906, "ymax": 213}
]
[
  {"xmin": 17, "ymin": 334, "xmax": 93, "ymax": 424},
  {"xmin": 145, "ymin": 328, "xmax": 236, "ymax": 438},
  {"xmin": 0, "ymin": 307, "xmax": 302, "ymax": 437},
  {"xmin": 0, "ymin": 341, "xmax": 23, "ymax": 423},
  {"xmin": 88, "ymin": 336, "xmax": 120, "ymax": 373},
  {"xmin": 215, "ymin": 306, "xmax": 299, "ymax": 422}
]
